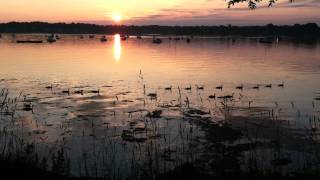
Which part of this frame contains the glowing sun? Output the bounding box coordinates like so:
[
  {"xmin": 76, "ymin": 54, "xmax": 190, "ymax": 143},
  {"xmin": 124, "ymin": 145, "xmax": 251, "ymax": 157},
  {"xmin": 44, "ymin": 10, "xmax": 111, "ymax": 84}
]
[{"xmin": 112, "ymin": 14, "xmax": 122, "ymax": 23}]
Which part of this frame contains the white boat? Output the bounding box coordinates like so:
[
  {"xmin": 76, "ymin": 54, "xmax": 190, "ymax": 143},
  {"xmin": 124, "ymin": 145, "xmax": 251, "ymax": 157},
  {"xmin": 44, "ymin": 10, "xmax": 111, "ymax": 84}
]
[
  {"xmin": 47, "ymin": 34, "xmax": 56, "ymax": 43},
  {"xmin": 152, "ymin": 38, "xmax": 162, "ymax": 44}
]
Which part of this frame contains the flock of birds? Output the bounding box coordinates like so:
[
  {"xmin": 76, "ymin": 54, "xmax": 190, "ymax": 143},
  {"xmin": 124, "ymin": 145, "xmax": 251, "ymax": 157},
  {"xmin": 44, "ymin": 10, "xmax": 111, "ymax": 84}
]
[
  {"xmin": 155, "ymin": 82, "xmax": 285, "ymax": 100},
  {"xmin": 143, "ymin": 82, "xmax": 287, "ymax": 109}
]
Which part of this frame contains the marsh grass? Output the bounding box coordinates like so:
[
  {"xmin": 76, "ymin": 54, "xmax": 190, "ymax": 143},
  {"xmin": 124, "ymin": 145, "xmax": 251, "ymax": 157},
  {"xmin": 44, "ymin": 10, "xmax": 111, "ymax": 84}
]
[{"xmin": 0, "ymin": 78, "xmax": 320, "ymax": 180}]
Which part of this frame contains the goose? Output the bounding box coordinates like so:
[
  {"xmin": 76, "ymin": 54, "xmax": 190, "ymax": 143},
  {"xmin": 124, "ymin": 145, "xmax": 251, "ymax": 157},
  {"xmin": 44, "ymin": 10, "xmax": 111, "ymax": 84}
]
[
  {"xmin": 265, "ymin": 84, "xmax": 272, "ymax": 88},
  {"xmin": 216, "ymin": 85, "xmax": 223, "ymax": 90},
  {"xmin": 224, "ymin": 93, "xmax": 235, "ymax": 99},
  {"xmin": 23, "ymin": 103, "xmax": 33, "ymax": 111},
  {"xmin": 165, "ymin": 86, "xmax": 172, "ymax": 90},
  {"xmin": 62, "ymin": 89, "xmax": 70, "ymax": 95},
  {"xmin": 90, "ymin": 89, "xmax": 100, "ymax": 94},
  {"xmin": 196, "ymin": 85, "xmax": 204, "ymax": 90},
  {"xmin": 252, "ymin": 85, "xmax": 260, "ymax": 90},
  {"xmin": 74, "ymin": 90, "xmax": 84, "ymax": 95},
  {"xmin": 236, "ymin": 84, "xmax": 243, "ymax": 90},
  {"xmin": 185, "ymin": 86, "xmax": 192, "ymax": 90},
  {"xmin": 278, "ymin": 82, "xmax": 284, "ymax": 87},
  {"xmin": 218, "ymin": 93, "xmax": 234, "ymax": 99},
  {"xmin": 147, "ymin": 93, "xmax": 157, "ymax": 99},
  {"xmin": 208, "ymin": 94, "xmax": 216, "ymax": 99},
  {"xmin": 45, "ymin": 84, "xmax": 53, "ymax": 89}
]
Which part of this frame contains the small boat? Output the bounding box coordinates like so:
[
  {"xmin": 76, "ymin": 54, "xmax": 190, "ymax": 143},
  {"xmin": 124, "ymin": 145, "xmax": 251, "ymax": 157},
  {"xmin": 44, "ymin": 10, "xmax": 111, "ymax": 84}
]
[
  {"xmin": 152, "ymin": 38, "xmax": 162, "ymax": 44},
  {"xmin": 259, "ymin": 37, "xmax": 275, "ymax": 44},
  {"xmin": 121, "ymin": 35, "xmax": 127, "ymax": 41},
  {"xmin": 100, "ymin": 36, "xmax": 107, "ymax": 42},
  {"xmin": 47, "ymin": 34, "xmax": 56, "ymax": 43},
  {"xmin": 89, "ymin": 35, "xmax": 95, "ymax": 39},
  {"xmin": 137, "ymin": 36, "xmax": 142, "ymax": 39},
  {"xmin": 55, "ymin": 35, "xmax": 60, "ymax": 40},
  {"xmin": 16, "ymin": 40, "xmax": 43, "ymax": 44},
  {"xmin": 186, "ymin": 38, "xmax": 191, "ymax": 43}
]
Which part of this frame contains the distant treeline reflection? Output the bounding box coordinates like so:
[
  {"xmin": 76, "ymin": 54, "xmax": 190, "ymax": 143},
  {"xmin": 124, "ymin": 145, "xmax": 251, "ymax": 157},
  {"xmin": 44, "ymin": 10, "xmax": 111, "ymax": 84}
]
[{"xmin": 0, "ymin": 22, "xmax": 319, "ymax": 38}]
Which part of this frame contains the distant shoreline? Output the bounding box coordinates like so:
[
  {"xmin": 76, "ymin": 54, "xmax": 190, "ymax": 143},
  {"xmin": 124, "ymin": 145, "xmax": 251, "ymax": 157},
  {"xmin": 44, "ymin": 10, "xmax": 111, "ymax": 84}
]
[{"xmin": 0, "ymin": 22, "xmax": 319, "ymax": 38}]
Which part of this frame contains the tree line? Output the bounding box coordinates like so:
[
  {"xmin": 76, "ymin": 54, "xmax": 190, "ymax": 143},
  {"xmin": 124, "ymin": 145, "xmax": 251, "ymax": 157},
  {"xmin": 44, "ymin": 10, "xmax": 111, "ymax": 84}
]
[{"xmin": 0, "ymin": 22, "xmax": 319, "ymax": 38}]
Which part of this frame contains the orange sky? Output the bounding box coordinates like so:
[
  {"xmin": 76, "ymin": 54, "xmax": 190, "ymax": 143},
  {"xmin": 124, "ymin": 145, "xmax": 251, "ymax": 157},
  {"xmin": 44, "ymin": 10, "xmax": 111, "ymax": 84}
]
[{"xmin": 0, "ymin": 0, "xmax": 319, "ymax": 25}]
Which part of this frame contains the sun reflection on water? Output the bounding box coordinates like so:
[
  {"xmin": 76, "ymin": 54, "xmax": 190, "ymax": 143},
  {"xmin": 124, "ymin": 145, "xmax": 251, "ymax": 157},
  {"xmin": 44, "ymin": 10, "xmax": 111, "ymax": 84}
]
[{"xmin": 114, "ymin": 34, "xmax": 121, "ymax": 61}]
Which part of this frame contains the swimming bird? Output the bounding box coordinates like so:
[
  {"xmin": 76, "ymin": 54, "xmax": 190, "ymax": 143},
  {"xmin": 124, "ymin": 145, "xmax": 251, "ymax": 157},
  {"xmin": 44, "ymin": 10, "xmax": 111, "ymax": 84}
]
[
  {"xmin": 23, "ymin": 103, "xmax": 33, "ymax": 111},
  {"xmin": 218, "ymin": 93, "xmax": 234, "ymax": 99},
  {"xmin": 185, "ymin": 86, "xmax": 192, "ymax": 91},
  {"xmin": 224, "ymin": 93, "xmax": 234, "ymax": 99},
  {"xmin": 90, "ymin": 89, "xmax": 100, "ymax": 94},
  {"xmin": 208, "ymin": 94, "xmax": 216, "ymax": 99},
  {"xmin": 196, "ymin": 85, "xmax": 204, "ymax": 90},
  {"xmin": 74, "ymin": 90, "xmax": 84, "ymax": 95},
  {"xmin": 252, "ymin": 85, "xmax": 260, "ymax": 90},
  {"xmin": 165, "ymin": 86, "xmax": 172, "ymax": 90},
  {"xmin": 45, "ymin": 84, "xmax": 53, "ymax": 89},
  {"xmin": 265, "ymin": 84, "xmax": 272, "ymax": 88},
  {"xmin": 236, "ymin": 84, "xmax": 243, "ymax": 90},
  {"xmin": 216, "ymin": 85, "xmax": 223, "ymax": 90},
  {"xmin": 62, "ymin": 89, "xmax": 70, "ymax": 95},
  {"xmin": 278, "ymin": 81, "xmax": 285, "ymax": 87},
  {"xmin": 147, "ymin": 93, "xmax": 157, "ymax": 99}
]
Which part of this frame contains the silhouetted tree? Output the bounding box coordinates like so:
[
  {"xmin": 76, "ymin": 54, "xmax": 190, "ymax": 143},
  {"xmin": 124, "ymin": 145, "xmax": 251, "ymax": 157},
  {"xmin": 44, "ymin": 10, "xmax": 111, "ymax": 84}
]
[{"xmin": 228, "ymin": 0, "xmax": 294, "ymax": 9}]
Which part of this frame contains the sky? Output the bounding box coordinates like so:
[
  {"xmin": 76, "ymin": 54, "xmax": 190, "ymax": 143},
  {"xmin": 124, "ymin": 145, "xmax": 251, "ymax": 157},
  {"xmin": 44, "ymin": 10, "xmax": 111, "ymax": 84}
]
[{"xmin": 0, "ymin": 0, "xmax": 319, "ymax": 25}]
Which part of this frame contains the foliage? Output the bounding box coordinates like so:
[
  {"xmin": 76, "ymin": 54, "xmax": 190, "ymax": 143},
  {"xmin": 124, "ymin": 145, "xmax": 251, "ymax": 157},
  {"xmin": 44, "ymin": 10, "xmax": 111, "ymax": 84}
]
[{"xmin": 228, "ymin": 0, "xmax": 294, "ymax": 9}]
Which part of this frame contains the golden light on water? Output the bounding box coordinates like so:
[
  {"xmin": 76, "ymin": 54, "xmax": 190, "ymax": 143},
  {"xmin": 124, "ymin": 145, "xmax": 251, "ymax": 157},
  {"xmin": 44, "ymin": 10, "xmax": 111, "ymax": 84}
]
[{"xmin": 114, "ymin": 34, "xmax": 121, "ymax": 61}]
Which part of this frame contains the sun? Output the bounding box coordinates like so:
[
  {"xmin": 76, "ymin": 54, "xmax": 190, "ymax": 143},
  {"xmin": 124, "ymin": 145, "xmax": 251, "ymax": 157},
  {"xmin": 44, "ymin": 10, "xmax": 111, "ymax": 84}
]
[{"xmin": 112, "ymin": 14, "xmax": 122, "ymax": 23}]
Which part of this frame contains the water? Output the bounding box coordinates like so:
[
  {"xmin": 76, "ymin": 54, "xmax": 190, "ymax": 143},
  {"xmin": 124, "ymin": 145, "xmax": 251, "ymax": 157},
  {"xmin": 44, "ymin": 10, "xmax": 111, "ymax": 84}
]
[
  {"xmin": 0, "ymin": 34, "xmax": 320, "ymax": 177},
  {"xmin": 1, "ymin": 34, "xmax": 320, "ymax": 115}
]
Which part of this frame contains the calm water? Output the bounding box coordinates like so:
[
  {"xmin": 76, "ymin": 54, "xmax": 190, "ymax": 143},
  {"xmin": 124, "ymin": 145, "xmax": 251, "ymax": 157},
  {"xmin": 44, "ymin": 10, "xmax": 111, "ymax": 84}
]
[
  {"xmin": 1, "ymin": 34, "xmax": 320, "ymax": 113},
  {"xmin": 0, "ymin": 34, "xmax": 320, "ymax": 177}
]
